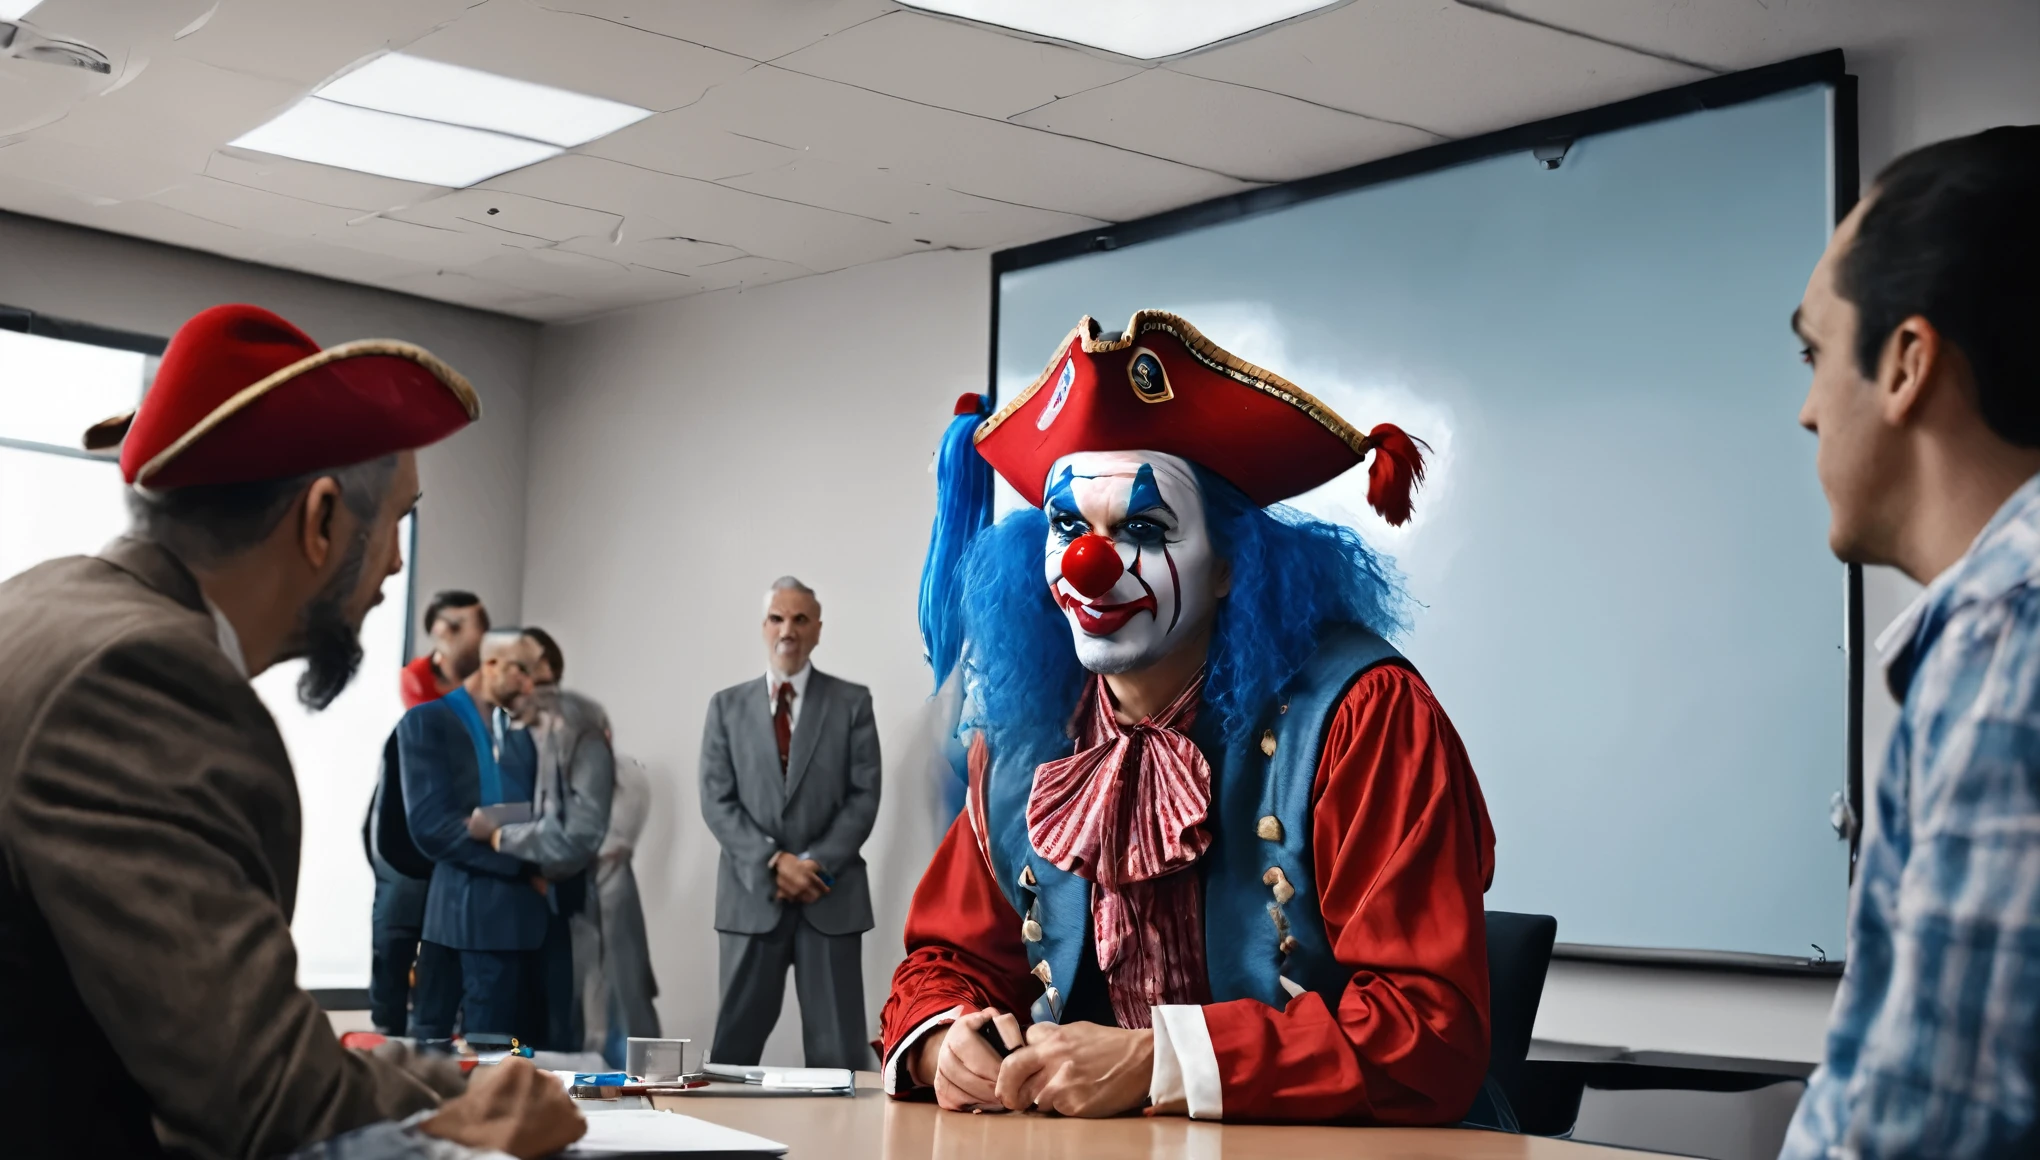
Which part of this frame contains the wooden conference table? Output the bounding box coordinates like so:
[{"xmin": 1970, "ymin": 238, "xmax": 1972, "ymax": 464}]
[{"xmin": 649, "ymin": 1074, "xmax": 1679, "ymax": 1160}]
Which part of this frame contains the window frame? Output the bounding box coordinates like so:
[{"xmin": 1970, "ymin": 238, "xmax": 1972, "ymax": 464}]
[{"xmin": 0, "ymin": 304, "xmax": 164, "ymax": 463}]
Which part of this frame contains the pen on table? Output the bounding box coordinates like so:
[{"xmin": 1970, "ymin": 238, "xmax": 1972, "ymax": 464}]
[{"xmin": 976, "ymin": 1017, "xmax": 1016, "ymax": 1059}]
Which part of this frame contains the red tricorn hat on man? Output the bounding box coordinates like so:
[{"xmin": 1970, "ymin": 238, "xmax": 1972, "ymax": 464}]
[
  {"xmin": 973, "ymin": 310, "xmax": 1426, "ymax": 523},
  {"xmin": 84, "ymin": 303, "xmax": 481, "ymax": 489}
]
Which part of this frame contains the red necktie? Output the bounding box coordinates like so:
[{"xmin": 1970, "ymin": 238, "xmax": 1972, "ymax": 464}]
[{"xmin": 774, "ymin": 681, "xmax": 794, "ymax": 774}]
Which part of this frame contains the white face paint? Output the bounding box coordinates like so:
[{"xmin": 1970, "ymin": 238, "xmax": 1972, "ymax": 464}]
[{"xmin": 1042, "ymin": 450, "xmax": 1221, "ymax": 675}]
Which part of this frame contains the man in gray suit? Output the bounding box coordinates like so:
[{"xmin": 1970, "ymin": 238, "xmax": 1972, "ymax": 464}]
[{"xmin": 699, "ymin": 576, "xmax": 881, "ymax": 1070}]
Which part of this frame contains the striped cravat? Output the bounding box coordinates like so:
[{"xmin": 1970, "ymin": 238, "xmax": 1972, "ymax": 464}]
[{"xmin": 1026, "ymin": 672, "xmax": 1213, "ymax": 1027}]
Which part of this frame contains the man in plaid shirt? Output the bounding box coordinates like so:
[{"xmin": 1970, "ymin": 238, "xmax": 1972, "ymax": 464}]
[{"xmin": 1785, "ymin": 126, "xmax": 2040, "ymax": 1158}]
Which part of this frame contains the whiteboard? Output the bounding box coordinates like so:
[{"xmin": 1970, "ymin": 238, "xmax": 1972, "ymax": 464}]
[{"xmin": 994, "ymin": 83, "xmax": 1847, "ymax": 961}]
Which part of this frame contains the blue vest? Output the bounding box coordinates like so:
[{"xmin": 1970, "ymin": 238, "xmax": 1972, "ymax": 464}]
[{"xmin": 983, "ymin": 624, "xmax": 1405, "ymax": 1023}]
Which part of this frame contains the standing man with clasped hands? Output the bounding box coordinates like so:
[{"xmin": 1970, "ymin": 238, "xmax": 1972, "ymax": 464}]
[{"xmin": 700, "ymin": 577, "xmax": 882, "ymax": 1070}]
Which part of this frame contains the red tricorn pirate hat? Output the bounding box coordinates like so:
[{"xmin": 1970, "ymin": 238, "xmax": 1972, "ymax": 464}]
[
  {"xmin": 974, "ymin": 310, "xmax": 1426, "ymax": 523},
  {"xmin": 84, "ymin": 303, "xmax": 481, "ymax": 490}
]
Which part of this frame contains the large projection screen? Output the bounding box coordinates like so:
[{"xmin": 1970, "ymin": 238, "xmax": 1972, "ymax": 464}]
[{"xmin": 994, "ymin": 67, "xmax": 1850, "ymax": 963}]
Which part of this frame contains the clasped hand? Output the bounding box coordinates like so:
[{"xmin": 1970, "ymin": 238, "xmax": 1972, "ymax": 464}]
[
  {"xmin": 771, "ymin": 851, "xmax": 830, "ymax": 904},
  {"xmin": 912, "ymin": 1010, "xmax": 1152, "ymax": 1118}
]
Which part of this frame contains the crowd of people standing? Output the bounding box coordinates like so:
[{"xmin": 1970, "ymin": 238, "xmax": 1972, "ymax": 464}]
[{"xmin": 365, "ymin": 590, "xmax": 660, "ymax": 1065}]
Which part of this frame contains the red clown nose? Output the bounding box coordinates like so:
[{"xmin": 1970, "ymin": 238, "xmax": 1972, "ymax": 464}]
[{"xmin": 1061, "ymin": 534, "xmax": 1124, "ymax": 599}]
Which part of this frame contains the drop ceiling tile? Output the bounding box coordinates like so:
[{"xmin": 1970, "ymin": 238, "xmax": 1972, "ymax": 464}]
[
  {"xmin": 530, "ymin": 0, "xmax": 895, "ymax": 63},
  {"xmin": 772, "ymin": 9, "xmax": 1142, "ymax": 120},
  {"xmin": 558, "ymin": 233, "xmax": 753, "ymax": 275},
  {"xmin": 305, "ymin": 214, "xmax": 525, "ymax": 268},
  {"xmin": 81, "ymin": 196, "xmax": 277, "ymax": 256},
  {"xmin": 461, "ymin": 247, "xmax": 698, "ymax": 312},
  {"xmin": 0, "ymin": 55, "xmax": 109, "ymax": 137},
  {"xmin": 1014, "ymin": 69, "xmax": 1439, "ymax": 183},
  {"xmin": 680, "ymin": 66, "xmax": 1256, "ymax": 221},
  {"xmin": 688, "ymin": 255, "xmax": 814, "ymax": 292},
  {"xmin": 481, "ymin": 152, "xmax": 911, "ymax": 272},
  {"xmin": 578, "ymin": 114, "xmax": 800, "ymax": 182},
  {"xmin": 389, "ymin": 188, "xmax": 622, "ymax": 246},
  {"xmin": 0, "ymin": 138, "xmax": 188, "ymax": 202},
  {"xmin": 1489, "ymin": 0, "xmax": 1923, "ymax": 72},
  {"xmin": 401, "ymin": 0, "xmax": 756, "ymax": 113},
  {"xmin": 245, "ymin": 237, "xmax": 441, "ymax": 286},
  {"xmin": 174, "ymin": 0, "xmax": 481, "ymax": 87},
  {"xmin": 717, "ymin": 158, "xmax": 1102, "ymax": 249},
  {"xmin": 204, "ymin": 149, "xmax": 445, "ymax": 212},
  {"xmin": 385, "ymin": 269, "xmax": 589, "ymax": 317},
  {"xmin": 146, "ymin": 174, "xmax": 361, "ymax": 236},
  {"xmin": 1171, "ymin": 0, "xmax": 1708, "ymax": 139},
  {"xmin": 12, "ymin": 0, "xmax": 219, "ymax": 52},
  {"xmin": 27, "ymin": 55, "xmax": 307, "ymax": 172},
  {"xmin": 0, "ymin": 175, "xmax": 134, "ymax": 248}
]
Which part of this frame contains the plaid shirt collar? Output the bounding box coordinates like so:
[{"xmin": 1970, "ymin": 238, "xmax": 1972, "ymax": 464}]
[{"xmin": 1877, "ymin": 471, "xmax": 2040, "ymax": 701}]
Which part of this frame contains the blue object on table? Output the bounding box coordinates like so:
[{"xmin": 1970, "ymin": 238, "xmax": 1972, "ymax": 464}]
[{"xmin": 574, "ymin": 1072, "xmax": 631, "ymax": 1086}]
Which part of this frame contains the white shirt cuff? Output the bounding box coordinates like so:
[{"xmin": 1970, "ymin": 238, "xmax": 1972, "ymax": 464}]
[
  {"xmin": 883, "ymin": 1006, "xmax": 965, "ymax": 1095},
  {"xmin": 1148, "ymin": 1005, "xmax": 1223, "ymax": 1120}
]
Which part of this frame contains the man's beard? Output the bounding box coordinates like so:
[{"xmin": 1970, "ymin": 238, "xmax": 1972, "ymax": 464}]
[{"xmin": 294, "ymin": 532, "xmax": 368, "ymax": 710}]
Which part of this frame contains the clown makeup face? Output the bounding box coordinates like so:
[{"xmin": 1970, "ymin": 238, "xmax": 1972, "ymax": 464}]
[{"xmin": 1042, "ymin": 450, "xmax": 1224, "ymax": 675}]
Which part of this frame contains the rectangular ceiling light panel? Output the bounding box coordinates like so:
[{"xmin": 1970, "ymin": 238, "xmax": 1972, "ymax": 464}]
[
  {"xmin": 232, "ymin": 98, "xmax": 563, "ymax": 188},
  {"xmin": 318, "ymin": 53, "xmax": 652, "ymax": 148},
  {"xmin": 899, "ymin": 0, "xmax": 1345, "ymax": 59},
  {"xmin": 230, "ymin": 53, "xmax": 651, "ymax": 188}
]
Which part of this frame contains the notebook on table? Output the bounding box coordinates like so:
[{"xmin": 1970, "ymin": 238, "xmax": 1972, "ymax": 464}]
[{"xmin": 695, "ymin": 1064, "xmax": 855, "ymax": 1095}]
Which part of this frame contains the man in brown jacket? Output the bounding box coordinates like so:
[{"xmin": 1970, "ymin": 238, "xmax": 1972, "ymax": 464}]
[{"xmin": 0, "ymin": 304, "xmax": 582, "ymax": 1159}]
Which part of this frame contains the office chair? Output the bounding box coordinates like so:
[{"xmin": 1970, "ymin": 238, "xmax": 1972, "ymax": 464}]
[{"xmin": 1462, "ymin": 910, "xmax": 1558, "ymax": 1133}]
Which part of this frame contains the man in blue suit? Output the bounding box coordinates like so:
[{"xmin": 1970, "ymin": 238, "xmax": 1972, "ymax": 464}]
[{"xmin": 401, "ymin": 628, "xmax": 551, "ymax": 1044}]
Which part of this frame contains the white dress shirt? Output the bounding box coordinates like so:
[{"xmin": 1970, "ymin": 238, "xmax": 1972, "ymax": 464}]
[
  {"xmin": 207, "ymin": 597, "xmax": 249, "ymax": 680},
  {"xmin": 765, "ymin": 662, "xmax": 812, "ymax": 728}
]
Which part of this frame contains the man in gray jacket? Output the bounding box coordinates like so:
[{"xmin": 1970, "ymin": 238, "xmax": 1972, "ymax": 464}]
[
  {"xmin": 467, "ymin": 626, "xmax": 614, "ymax": 1053},
  {"xmin": 699, "ymin": 577, "xmax": 881, "ymax": 1070}
]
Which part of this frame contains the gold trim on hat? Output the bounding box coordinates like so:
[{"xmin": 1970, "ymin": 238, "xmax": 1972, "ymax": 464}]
[
  {"xmin": 132, "ymin": 339, "xmax": 482, "ymax": 487},
  {"xmin": 974, "ymin": 309, "xmax": 1371, "ymax": 457}
]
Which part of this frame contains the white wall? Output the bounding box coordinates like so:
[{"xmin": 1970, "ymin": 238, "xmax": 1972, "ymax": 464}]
[{"xmin": 520, "ymin": 248, "xmax": 986, "ymax": 1062}]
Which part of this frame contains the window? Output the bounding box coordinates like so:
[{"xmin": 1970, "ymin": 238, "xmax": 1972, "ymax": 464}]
[
  {"xmin": 0, "ymin": 310, "xmax": 410, "ymax": 989},
  {"xmin": 256, "ymin": 514, "xmax": 413, "ymax": 990},
  {"xmin": 0, "ymin": 326, "xmax": 147, "ymax": 582}
]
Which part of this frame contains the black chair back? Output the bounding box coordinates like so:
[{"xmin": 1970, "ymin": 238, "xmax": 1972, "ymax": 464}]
[{"xmin": 1463, "ymin": 910, "xmax": 1557, "ymax": 1131}]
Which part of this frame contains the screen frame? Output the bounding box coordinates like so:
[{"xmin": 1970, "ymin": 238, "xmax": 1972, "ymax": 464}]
[{"xmin": 987, "ymin": 50, "xmax": 1860, "ymax": 977}]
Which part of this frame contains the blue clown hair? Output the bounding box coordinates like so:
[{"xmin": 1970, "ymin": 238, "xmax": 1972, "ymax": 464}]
[
  {"xmin": 918, "ymin": 395, "xmax": 995, "ymax": 690},
  {"xmin": 954, "ymin": 464, "xmax": 1408, "ymax": 755}
]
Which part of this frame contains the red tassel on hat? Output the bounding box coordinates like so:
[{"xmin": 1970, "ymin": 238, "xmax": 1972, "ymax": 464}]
[{"xmin": 1363, "ymin": 423, "xmax": 1427, "ymax": 526}]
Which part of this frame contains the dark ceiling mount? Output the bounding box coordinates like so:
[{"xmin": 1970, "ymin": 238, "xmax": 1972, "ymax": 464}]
[
  {"xmin": 0, "ymin": 18, "xmax": 112, "ymax": 74},
  {"xmin": 1532, "ymin": 138, "xmax": 1573, "ymax": 170}
]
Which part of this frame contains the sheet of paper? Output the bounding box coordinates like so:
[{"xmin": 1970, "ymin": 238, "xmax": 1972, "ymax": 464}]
[
  {"xmin": 759, "ymin": 1068, "xmax": 853, "ymax": 1090},
  {"xmin": 562, "ymin": 1109, "xmax": 786, "ymax": 1156},
  {"xmin": 477, "ymin": 801, "xmax": 533, "ymax": 825}
]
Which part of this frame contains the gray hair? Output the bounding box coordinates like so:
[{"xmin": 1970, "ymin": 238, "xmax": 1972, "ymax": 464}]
[
  {"xmin": 762, "ymin": 575, "xmax": 818, "ymax": 614},
  {"xmin": 480, "ymin": 626, "xmax": 529, "ymax": 656},
  {"xmin": 125, "ymin": 454, "xmax": 399, "ymax": 569}
]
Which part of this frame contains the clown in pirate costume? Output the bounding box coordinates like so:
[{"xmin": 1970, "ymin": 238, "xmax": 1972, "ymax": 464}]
[{"xmin": 884, "ymin": 311, "xmax": 1498, "ymax": 1123}]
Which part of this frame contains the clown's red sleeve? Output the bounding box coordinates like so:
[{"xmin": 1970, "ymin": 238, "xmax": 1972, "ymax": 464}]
[
  {"xmin": 1200, "ymin": 664, "xmax": 1498, "ymax": 1123},
  {"xmin": 878, "ymin": 806, "xmax": 1041, "ymax": 1087}
]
